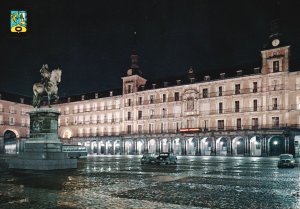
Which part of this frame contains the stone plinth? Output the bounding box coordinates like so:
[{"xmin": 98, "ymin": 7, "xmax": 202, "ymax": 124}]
[{"xmin": 8, "ymin": 108, "xmax": 77, "ymax": 170}]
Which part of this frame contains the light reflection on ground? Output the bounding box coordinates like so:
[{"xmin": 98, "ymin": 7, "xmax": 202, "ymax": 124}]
[{"xmin": 0, "ymin": 155, "xmax": 300, "ymax": 209}]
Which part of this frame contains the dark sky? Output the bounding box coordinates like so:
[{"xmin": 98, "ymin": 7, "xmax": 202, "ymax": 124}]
[{"xmin": 1, "ymin": 0, "xmax": 300, "ymax": 97}]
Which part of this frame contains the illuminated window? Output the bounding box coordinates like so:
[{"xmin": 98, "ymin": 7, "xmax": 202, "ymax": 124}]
[{"xmin": 273, "ymin": 61, "xmax": 279, "ymax": 72}]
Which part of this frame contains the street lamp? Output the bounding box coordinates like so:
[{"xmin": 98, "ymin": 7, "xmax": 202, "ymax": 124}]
[{"xmin": 273, "ymin": 141, "xmax": 278, "ymax": 145}]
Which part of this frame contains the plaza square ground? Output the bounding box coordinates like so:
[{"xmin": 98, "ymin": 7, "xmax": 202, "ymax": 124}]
[{"xmin": 0, "ymin": 155, "xmax": 300, "ymax": 209}]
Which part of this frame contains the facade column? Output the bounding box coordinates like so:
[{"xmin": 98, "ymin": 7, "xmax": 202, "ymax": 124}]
[
  {"xmin": 112, "ymin": 140, "xmax": 115, "ymax": 155},
  {"xmin": 261, "ymin": 136, "xmax": 267, "ymax": 157},
  {"xmin": 195, "ymin": 138, "xmax": 200, "ymax": 155},
  {"xmin": 122, "ymin": 138, "xmax": 126, "ymax": 155},
  {"xmin": 134, "ymin": 138, "xmax": 137, "ymax": 155},
  {"xmin": 184, "ymin": 138, "xmax": 187, "ymax": 155},
  {"xmin": 97, "ymin": 138, "xmax": 100, "ymax": 155},
  {"xmin": 198, "ymin": 138, "xmax": 201, "ymax": 155},
  {"xmin": 155, "ymin": 138, "xmax": 160, "ymax": 154},
  {"xmin": 211, "ymin": 137, "xmax": 216, "ymax": 156},
  {"xmin": 285, "ymin": 136, "xmax": 290, "ymax": 154},
  {"xmin": 104, "ymin": 140, "xmax": 108, "ymax": 155},
  {"xmin": 89, "ymin": 140, "xmax": 93, "ymax": 155},
  {"xmin": 244, "ymin": 136, "xmax": 250, "ymax": 156},
  {"xmin": 227, "ymin": 137, "xmax": 232, "ymax": 156}
]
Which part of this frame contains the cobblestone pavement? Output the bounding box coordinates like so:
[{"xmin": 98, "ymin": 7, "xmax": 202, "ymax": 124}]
[{"xmin": 0, "ymin": 155, "xmax": 300, "ymax": 209}]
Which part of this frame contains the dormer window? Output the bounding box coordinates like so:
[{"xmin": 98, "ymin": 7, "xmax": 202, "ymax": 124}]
[
  {"xmin": 176, "ymin": 80, "xmax": 181, "ymax": 85},
  {"xmin": 127, "ymin": 85, "xmax": 132, "ymax": 93},
  {"xmin": 95, "ymin": 93, "xmax": 98, "ymax": 99},
  {"xmin": 204, "ymin": 76, "xmax": 210, "ymax": 81},
  {"xmin": 81, "ymin": 95, "xmax": 85, "ymax": 101},
  {"xmin": 273, "ymin": 61, "xmax": 279, "ymax": 72}
]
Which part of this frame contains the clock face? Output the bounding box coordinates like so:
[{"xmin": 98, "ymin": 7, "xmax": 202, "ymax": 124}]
[{"xmin": 272, "ymin": 39, "xmax": 280, "ymax": 47}]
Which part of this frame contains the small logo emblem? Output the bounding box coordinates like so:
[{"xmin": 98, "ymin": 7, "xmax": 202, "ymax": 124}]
[{"xmin": 10, "ymin": 11, "xmax": 27, "ymax": 33}]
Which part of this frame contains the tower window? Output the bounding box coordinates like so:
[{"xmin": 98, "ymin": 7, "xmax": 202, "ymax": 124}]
[
  {"xmin": 273, "ymin": 61, "xmax": 279, "ymax": 72},
  {"xmin": 127, "ymin": 85, "xmax": 132, "ymax": 93},
  {"xmin": 203, "ymin": 88, "xmax": 208, "ymax": 98}
]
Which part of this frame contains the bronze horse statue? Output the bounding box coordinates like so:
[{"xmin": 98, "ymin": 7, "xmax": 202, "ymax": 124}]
[{"xmin": 33, "ymin": 64, "xmax": 62, "ymax": 108}]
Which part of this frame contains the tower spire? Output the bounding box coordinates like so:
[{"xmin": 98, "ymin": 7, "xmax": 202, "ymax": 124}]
[{"xmin": 130, "ymin": 31, "xmax": 139, "ymax": 69}]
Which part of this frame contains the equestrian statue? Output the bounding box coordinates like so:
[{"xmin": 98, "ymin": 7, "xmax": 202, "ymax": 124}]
[{"xmin": 33, "ymin": 64, "xmax": 62, "ymax": 108}]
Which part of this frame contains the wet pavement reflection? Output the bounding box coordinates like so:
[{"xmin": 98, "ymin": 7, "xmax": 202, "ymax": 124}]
[{"xmin": 0, "ymin": 155, "xmax": 300, "ymax": 209}]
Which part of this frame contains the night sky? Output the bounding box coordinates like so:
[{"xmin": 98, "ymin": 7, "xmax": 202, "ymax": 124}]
[{"xmin": 1, "ymin": 0, "xmax": 300, "ymax": 97}]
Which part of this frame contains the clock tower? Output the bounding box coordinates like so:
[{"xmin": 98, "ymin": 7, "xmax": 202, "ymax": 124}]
[{"xmin": 261, "ymin": 19, "xmax": 290, "ymax": 74}]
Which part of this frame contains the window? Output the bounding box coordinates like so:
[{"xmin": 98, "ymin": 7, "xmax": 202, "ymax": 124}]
[
  {"xmin": 235, "ymin": 84, "xmax": 240, "ymax": 94},
  {"xmin": 219, "ymin": 86, "xmax": 223, "ymax": 96},
  {"xmin": 235, "ymin": 101, "xmax": 240, "ymax": 112},
  {"xmin": 272, "ymin": 98, "xmax": 278, "ymax": 110},
  {"xmin": 92, "ymin": 103, "xmax": 97, "ymax": 111},
  {"xmin": 218, "ymin": 120, "xmax": 224, "ymax": 130},
  {"xmin": 150, "ymin": 109, "xmax": 154, "ymax": 119},
  {"xmin": 138, "ymin": 110, "xmax": 142, "ymax": 119},
  {"xmin": 127, "ymin": 99, "xmax": 131, "ymax": 106},
  {"xmin": 73, "ymin": 117, "xmax": 78, "ymax": 125},
  {"xmin": 127, "ymin": 112, "xmax": 131, "ymax": 120},
  {"xmin": 272, "ymin": 117, "xmax": 279, "ymax": 128},
  {"xmin": 237, "ymin": 118, "xmax": 241, "ymax": 130},
  {"xmin": 162, "ymin": 94, "xmax": 167, "ymax": 102},
  {"xmin": 127, "ymin": 85, "xmax": 132, "ymax": 93},
  {"xmin": 273, "ymin": 61, "xmax": 279, "ymax": 72},
  {"xmin": 0, "ymin": 115, "xmax": 3, "ymax": 124},
  {"xmin": 253, "ymin": 82, "xmax": 258, "ymax": 93},
  {"xmin": 149, "ymin": 124, "xmax": 153, "ymax": 133},
  {"xmin": 174, "ymin": 92, "xmax": 180, "ymax": 101},
  {"xmin": 127, "ymin": 125, "xmax": 132, "ymax": 134},
  {"xmin": 203, "ymin": 88, "xmax": 208, "ymax": 98},
  {"xmin": 162, "ymin": 108, "xmax": 167, "ymax": 117},
  {"xmin": 150, "ymin": 95, "xmax": 154, "ymax": 104},
  {"xmin": 253, "ymin": 100, "xmax": 258, "ymax": 111},
  {"xmin": 252, "ymin": 118, "xmax": 258, "ymax": 129},
  {"xmin": 65, "ymin": 117, "xmax": 69, "ymax": 125},
  {"xmin": 219, "ymin": 102, "xmax": 223, "ymax": 114},
  {"xmin": 9, "ymin": 117, "xmax": 15, "ymax": 125},
  {"xmin": 138, "ymin": 97, "xmax": 143, "ymax": 105},
  {"xmin": 9, "ymin": 106, "xmax": 16, "ymax": 114},
  {"xmin": 138, "ymin": 125, "xmax": 143, "ymax": 134},
  {"xmin": 161, "ymin": 123, "xmax": 164, "ymax": 133}
]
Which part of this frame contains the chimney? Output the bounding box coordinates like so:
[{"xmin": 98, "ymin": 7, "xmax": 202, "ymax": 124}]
[
  {"xmin": 152, "ymin": 84, "xmax": 156, "ymax": 89},
  {"xmin": 204, "ymin": 75, "xmax": 210, "ymax": 81},
  {"xmin": 95, "ymin": 93, "xmax": 98, "ymax": 99},
  {"xmin": 254, "ymin": 67, "xmax": 260, "ymax": 74},
  {"xmin": 220, "ymin": 73, "xmax": 225, "ymax": 79},
  {"xmin": 20, "ymin": 98, "xmax": 24, "ymax": 104},
  {"xmin": 110, "ymin": 91, "xmax": 113, "ymax": 97},
  {"xmin": 176, "ymin": 80, "xmax": 181, "ymax": 85},
  {"xmin": 81, "ymin": 95, "xmax": 85, "ymax": 101},
  {"xmin": 236, "ymin": 70, "xmax": 242, "ymax": 76},
  {"xmin": 67, "ymin": 97, "xmax": 71, "ymax": 103},
  {"xmin": 164, "ymin": 82, "xmax": 168, "ymax": 87}
]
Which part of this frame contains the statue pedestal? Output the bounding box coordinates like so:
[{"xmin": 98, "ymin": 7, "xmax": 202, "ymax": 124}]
[{"xmin": 8, "ymin": 108, "xmax": 77, "ymax": 170}]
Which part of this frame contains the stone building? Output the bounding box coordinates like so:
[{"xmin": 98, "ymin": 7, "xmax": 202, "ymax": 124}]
[{"xmin": 1, "ymin": 23, "xmax": 300, "ymax": 156}]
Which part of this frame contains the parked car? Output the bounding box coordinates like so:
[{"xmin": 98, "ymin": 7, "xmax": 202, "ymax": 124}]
[
  {"xmin": 156, "ymin": 152, "xmax": 177, "ymax": 165},
  {"xmin": 278, "ymin": 154, "xmax": 295, "ymax": 168},
  {"xmin": 140, "ymin": 153, "xmax": 157, "ymax": 164}
]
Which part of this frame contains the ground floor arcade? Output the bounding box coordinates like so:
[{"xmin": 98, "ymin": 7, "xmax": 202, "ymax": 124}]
[{"xmin": 66, "ymin": 130, "xmax": 300, "ymax": 157}]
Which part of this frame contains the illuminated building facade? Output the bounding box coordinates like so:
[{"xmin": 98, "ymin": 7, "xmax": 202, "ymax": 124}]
[{"xmin": 1, "ymin": 24, "xmax": 300, "ymax": 156}]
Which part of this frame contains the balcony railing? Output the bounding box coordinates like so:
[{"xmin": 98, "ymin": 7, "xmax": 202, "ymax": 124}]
[
  {"xmin": 0, "ymin": 120, "xmax": 30, "ymax": 127},
  {"xmin": 70, "ymin": 124, "xmax": 295, "ymax": 138}
]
